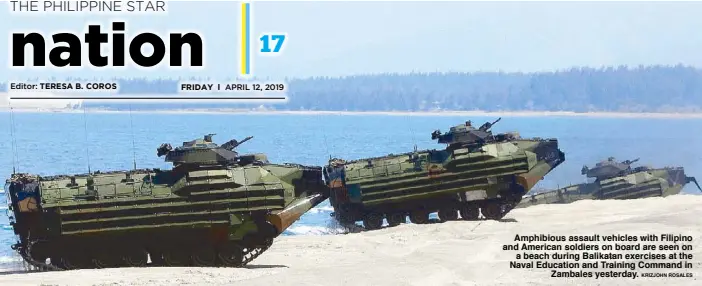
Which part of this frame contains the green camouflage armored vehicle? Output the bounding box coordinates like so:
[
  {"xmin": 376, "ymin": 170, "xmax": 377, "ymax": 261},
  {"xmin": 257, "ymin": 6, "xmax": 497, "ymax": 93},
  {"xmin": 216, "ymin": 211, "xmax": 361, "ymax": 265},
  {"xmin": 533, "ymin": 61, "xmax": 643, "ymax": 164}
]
[
  {"xmin": 516, "ymin": 157, "xmax": 701, "ymax": 208},
  {"xmin": 323, "ymin": 118, "xmax": 566, "ymax": 230},
  {"xmin": 5, "ymin": 134, "xmax": 328, "ymax": 270}
]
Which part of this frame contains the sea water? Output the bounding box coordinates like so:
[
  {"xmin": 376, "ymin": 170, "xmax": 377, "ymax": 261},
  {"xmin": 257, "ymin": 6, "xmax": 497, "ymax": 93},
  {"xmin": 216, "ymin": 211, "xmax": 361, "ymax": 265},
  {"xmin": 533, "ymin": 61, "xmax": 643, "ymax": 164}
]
[{"xmin": 0, "ymin": 112, "xmax": 700, "ymax": 267}]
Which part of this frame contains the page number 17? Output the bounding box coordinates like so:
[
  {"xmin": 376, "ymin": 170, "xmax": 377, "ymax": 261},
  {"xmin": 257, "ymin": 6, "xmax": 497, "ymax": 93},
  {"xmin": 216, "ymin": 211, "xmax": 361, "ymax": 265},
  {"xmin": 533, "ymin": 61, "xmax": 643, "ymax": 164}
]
[{"xmin": 260, "ymin": 34, "xmax": 286, "ymax": 53}]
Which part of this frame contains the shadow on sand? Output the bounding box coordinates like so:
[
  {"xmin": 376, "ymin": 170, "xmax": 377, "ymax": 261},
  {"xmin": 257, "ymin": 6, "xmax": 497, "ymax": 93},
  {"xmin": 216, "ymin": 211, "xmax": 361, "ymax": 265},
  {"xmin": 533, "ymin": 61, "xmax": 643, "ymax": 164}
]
[
  {"xmin": 244, "ymin": 264, "xmax": 289, "ymax": 269},
  {"xmin": 335, "ymin": 216, "xmax": 520, "ymax": 233},
  {"xmin": 0, "ymin": 265, "xmax": 290, "ymax": 274},
  {"xmin": 0, "ymin": 269, "xmax": 33, "ymax": 276}
]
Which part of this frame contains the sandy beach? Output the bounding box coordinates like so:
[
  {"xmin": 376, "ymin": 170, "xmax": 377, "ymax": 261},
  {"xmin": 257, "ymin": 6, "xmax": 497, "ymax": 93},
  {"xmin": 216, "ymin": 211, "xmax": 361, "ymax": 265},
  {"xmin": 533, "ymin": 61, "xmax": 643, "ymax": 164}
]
[{"xmin": 1, "ymin": 195, "xmax": 700, "ymax": 286}]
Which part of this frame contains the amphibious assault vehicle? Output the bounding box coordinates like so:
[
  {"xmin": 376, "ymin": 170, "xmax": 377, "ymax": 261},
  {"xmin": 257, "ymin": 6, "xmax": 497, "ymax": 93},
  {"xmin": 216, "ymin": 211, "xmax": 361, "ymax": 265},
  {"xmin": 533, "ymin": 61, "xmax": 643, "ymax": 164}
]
[
  {"xmin": 516, "ymin": 157, "xmax": 701, "ymax": 208},
  {"xmin": 323, "ymin": 118, "xmax": 566, "ymax": 230},
  {"xmin": 5, "ymin": 134, "xmax": 328, "ymax": 270}
]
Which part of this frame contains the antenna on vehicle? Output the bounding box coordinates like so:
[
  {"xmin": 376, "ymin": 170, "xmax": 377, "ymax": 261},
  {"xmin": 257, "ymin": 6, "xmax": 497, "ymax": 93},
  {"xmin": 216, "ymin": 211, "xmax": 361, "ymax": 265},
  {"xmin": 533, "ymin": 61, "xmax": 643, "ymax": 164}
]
[
  {"xmin": 312, "ymin": 98, "xmax": 333, "ymax": 169},
  {"xmin": 396, "ymin": 92, "xmax": 417, "ymax": 148},
  {"xmin": 8, "ymin": 102, "xmax": 18, "ymax": 174},
  {"xmin": 82, "ymin": 104, "xmax": 92, "ymax": 174},
  {"xmin": 320, "ymin": 115, "xmax": 331, "ymax": 160},
  {"xmin": 129, "ymin": 104, "xmax": 137, "ymax": 171},
  {"xmin": 313, "ymin": 98, "xmax": 334, "ymax": 189}
]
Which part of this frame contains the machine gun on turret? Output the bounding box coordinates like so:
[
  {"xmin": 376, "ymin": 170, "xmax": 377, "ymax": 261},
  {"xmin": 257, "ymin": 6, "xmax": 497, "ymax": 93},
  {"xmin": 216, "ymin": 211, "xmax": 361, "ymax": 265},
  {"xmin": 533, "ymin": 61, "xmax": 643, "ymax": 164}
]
[
  {"xmin": 222, "ymin": 136, "xmax": 253, "ymax": 151},
  {"xmin": 478, "ymin": 117, "xmax": 501, "ymax": 132}
]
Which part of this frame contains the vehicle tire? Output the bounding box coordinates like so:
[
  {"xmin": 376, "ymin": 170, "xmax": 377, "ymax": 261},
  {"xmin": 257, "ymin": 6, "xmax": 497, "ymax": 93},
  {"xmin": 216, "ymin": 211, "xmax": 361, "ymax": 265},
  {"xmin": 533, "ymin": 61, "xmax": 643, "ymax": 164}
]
[
  {"xmin": 386, "ymin": 213, "xmax": 405, "ymax": 227},
  {"xmin": 409, "ymin": 210, "xmax": 429, "ymax": 224},
  {"xmin": 438, "ymin": 208, "xmax": 459, "ymax": 221},
  {"xmin": 363, "ymin": 213, "xmax": 384, "ymax": 230},
  {"xmin": 460, "ymin": 203, "xmax": 480, "ymax": 220},
  {"xmin": 481, "ymin": 202, "xmax": 505, "ymax": 220}
]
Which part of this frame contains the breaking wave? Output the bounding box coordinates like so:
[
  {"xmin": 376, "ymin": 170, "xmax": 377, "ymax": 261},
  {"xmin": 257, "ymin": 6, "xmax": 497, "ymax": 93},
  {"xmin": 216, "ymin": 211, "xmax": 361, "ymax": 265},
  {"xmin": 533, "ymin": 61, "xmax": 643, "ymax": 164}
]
[
  {"xmin": 283, "ymin": 225, "xmax": 348, "ymax": 236},
  {"xmin": 306, "ymin": 205, "xmax": 334, "ymax": 214},
  {"xmin": 0, "ymin": 256, "xmax": 22, "ymax": 264}
]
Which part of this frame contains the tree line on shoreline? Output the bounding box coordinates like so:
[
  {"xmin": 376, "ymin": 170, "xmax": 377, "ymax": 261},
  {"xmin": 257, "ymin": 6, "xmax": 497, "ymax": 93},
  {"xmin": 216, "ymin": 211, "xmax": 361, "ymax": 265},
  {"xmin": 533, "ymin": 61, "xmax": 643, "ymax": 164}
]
[{"xmin": 1, "ymin": 65, "xmax": 701, "ymax": 113}]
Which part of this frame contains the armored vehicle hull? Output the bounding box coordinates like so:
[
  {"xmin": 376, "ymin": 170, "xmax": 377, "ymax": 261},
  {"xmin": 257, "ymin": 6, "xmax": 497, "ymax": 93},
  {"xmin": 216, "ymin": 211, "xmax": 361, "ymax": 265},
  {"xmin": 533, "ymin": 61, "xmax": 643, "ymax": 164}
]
[
  {"xmin": 5, "ymin": 136, "xmax": 329, "ymax": 271},
  {"xmin": 324, "ymin": 138, "xmax": 565, "ymax": 230},
  {"xmin": 517, "ymin": 166, "xmax": 700, "ymax": 208}
]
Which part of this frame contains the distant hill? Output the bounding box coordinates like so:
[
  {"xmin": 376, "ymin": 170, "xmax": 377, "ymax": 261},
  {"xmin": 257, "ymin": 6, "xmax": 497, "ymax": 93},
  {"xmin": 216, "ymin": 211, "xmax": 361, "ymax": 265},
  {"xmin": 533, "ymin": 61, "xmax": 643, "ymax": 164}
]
[{"xmin": 2, "ymin": 65, "xmax": 701, "ymax": 112}]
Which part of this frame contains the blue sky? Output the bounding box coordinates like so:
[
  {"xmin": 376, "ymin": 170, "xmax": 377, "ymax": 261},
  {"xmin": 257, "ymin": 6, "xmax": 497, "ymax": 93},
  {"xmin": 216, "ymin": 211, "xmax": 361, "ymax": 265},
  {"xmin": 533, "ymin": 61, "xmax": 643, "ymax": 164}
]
[{"xmin": 3, "ymin": 1, "xmax": 702, "ymax": 80}]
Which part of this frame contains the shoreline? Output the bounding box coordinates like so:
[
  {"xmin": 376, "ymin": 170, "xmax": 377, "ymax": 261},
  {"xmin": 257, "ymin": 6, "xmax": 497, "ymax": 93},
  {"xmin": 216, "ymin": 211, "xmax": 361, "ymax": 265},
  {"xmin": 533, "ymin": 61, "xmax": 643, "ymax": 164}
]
[{"xmin": 1, "ymin": 108, "xmax": 702, "ymax": 118}]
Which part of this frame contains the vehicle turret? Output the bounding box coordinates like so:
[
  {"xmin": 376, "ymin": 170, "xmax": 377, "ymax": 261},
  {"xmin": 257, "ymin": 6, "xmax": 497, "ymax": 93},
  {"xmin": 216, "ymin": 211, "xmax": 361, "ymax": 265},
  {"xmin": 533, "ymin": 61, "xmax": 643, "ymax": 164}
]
[
  {"xmin": 580, "ymin": 157, "xmax": 639, "ymax": 180},
  {"xmin": 156, "ymin": 134, "xmax": 257, "ymax": 167},
  {"xmin": 431, "ymin": 118, "xmax": 519, "ymax": 150}
]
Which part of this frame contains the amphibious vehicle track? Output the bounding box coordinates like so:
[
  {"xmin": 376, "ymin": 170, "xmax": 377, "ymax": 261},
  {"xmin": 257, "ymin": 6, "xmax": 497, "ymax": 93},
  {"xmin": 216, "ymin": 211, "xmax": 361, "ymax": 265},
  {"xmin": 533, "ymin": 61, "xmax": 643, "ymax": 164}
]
[
  {"xmin": 16, "ymin": 239, "xmax": 273, "ymax": 272},
  {"xmin": 336, "ymin": 195, "xmax": 521, "ymax": 231}
]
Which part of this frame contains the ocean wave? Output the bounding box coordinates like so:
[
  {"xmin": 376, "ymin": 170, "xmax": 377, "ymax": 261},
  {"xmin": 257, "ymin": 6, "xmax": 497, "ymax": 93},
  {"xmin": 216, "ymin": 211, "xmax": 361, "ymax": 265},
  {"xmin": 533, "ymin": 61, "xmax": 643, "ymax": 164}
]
[
  {"xmin": 306, "ymin": 205, "xmax": 334, "ymax": 214},
  {"xmin": 283, "ymin": 225, "xmax": 347, "ymax": 236},
  {"xmin": 0, "ymin": 256, "xmax": 22, "ymax": 264}
]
